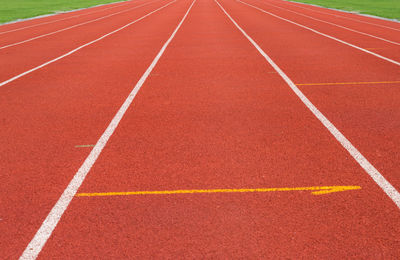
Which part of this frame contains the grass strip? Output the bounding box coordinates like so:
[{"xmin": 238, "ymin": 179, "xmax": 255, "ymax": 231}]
[
  {"xmin": 0, "ymin": 0, "xmax": 128, "ymax": 24},
  {"xmin": 287, "ymin": 0, "xmax": 400, "ymax": 20}
]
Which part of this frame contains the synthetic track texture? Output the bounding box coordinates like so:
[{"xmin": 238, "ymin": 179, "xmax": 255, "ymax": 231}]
[
  {"xmin": 0, "ymin": 0, "xmax": 399, "ymax": 258},
  {"xmin": 0, "ymin": 0, "xmax": 185, "ymax": 258},
  {"xmin": 228, "ymin": 0, "xmax": 400, "ymax": 190},
  {"xmin": 255, "ymin": 0, "xmax": 400, "ymax": 46},
  {"xmin": 0, "ymin": 0, "xmax": 171, "ymax": 84},
  {"xmin": 0, "ymin": 0, "xmax": 135, "ymax": 36},
  {"xmin": 282, "ymin": 0, "xmax": 400, "ymax": 31},
  {"xmin": 35, "ymin": 0, "xmax": 400, "ymax": 258}
]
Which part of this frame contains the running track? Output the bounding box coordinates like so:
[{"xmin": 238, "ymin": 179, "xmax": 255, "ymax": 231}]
[{"xmin": 1, "ymin": 0, "xmax": 399, "ymax": 258}]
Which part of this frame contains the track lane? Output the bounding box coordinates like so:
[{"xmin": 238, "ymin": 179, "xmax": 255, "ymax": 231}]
[
  {"xmin": 0, "ymin": 0, "xmax": 189, "ymax": 258},
  {"xmin": 280, "ymin": 0, "xmax": 400, "ymax": 31},
  {"xmin": 0, "ymin": 0, "xmax": 134, "ymax": 34},
  {"xmin": 0, "ymin": 0, "xmax": 175, "ymax": 85},
  {"xmin": 219, "ymin": 0, "xmax": 400, "ymax": 192},
  {"xmin": 256, "ymin": 0, "xmax": 400, "ymax": 45},
  {"xmin": 256, "ymin": 0, "xmax": 400, "ymax": 60},
  {"xmin": 0, "ymin": 0, "xmax": 152, "ymax": 48},
  {"xmin": 37, "ymin": 0, "xmax": 399, "ymax": 258},
  {"xmin": 268, "ymin": 0, "xmax": 400, "ymax": 39},
  {"xmin": 237, "ymin": 0, "xmax": 400, "ymax": 63},
  {"xmin": 224, "ymin": 0, "xmax": 400, "ymax": 83},
  {"xmin": 218, "ymin": 0, "xmax": 399, "ymax": 207}
]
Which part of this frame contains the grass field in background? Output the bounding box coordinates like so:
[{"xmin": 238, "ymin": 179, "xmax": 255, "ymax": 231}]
[
  {"xmin": 0, "ymin": 0, "xmax": 127, "ymax": 24},
  {"xmin": 288, "ymin": 0, "xmax": 400, "ymax": 20},
  {"xmin": 1, "ymin": 0, "xmax": 398, "ymax": 25}
]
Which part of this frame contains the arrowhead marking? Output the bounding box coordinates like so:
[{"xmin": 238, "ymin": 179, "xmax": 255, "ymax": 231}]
[{"xmin": 311, "ymin": 186, "xmax": 361, "ymax": 195}]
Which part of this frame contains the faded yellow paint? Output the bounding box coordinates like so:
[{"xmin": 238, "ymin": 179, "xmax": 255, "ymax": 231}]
[{"xmin": 296, "ymin": 81, "xmax": 400, "ymax": 86}]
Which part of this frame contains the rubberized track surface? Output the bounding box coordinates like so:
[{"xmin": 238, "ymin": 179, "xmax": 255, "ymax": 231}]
[{"xmin": 1, "ymin": 0, "xmax": 399, "ymax": 258}]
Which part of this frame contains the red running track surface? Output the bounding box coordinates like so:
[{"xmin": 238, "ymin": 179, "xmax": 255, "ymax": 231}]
[{"xmin": 0, "ymin": 0, "xmax": 399, "ymax": 258}]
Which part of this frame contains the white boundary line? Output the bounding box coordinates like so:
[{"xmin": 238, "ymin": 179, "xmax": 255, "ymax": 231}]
[
  {"xmin": 255, "ymin": 0, "xmax": 399, "ymax": 46},
  {"xmin": 215, "ymin": 0, "xmax": 400, "ymax": 209},
  {"xmin": 237, "ymin": 0, "xmax": 400, "ymax": 66},
  {"xmin": 0, "ymin": 0, "xmax": 176, "ymax": 88},
  {"xmin": 282, "ymin": 0, "xmax": 400, "ymax": 32},
  {"xmin": 20, "ymin": 0, "xmax": 196, "ymax": 258},
  {"xmin": 0, "ymin": 0, "xmax": 159, "ymax": 50},
  {"xmin": 0, "ymin": 0, "xmax": 134, "ymax": 35}
]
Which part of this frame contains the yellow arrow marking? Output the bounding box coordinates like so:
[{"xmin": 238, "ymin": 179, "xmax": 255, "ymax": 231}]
[{"xmin": 76, "ymin": 186, "xmax": 361, "ymax": 197}]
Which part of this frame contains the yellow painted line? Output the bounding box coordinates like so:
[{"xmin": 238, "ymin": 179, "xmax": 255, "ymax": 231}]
[
  {"xmin": 296, "ymin": 81, "xmax": 400, "ymax": 86},
  {"xmin": 76, "ymin": 185, "xmax": 361, "ymax": 197},
  {"xmin": 75, "ymin": 144, "xmax": 95, "ymax": 148},
  {"xmin": 365, "ymin": 48, "xmax": 383, "ymax": 50}
]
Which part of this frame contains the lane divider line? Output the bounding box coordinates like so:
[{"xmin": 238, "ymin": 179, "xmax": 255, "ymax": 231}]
[
  {"xmin": 0, "ymin": 0, "xmax": 159, "ymax": 50},
  {"xmin": 297, "ymin": 80, "xmax": 400, "ymax": 86},
  {"xmin": 0, "ymin": 0, "xmax": 176, "ymax": 88},
  {"xmin": 215, "ymin": 0, "xmax": 400, "ymax": 209},
  {"xmin": 19, "ymin": 1, "xmax": 197, "ymax": 259},
  {"xmin": 281, "ymin": 0, "xmax": 400, "ymax": 32},
  {"xmin": 76, "ymin": 185, "xmax": 362, "ymax": 197},
  {"xmin": 0, "ymin": 0, "xmax": 134, "ymax": 35},
  {"xmin": 236, "ymin": 0, "xmax": 400, "ymax": 66},
  {"xmin": 255, "ymin": 0, "xmax": 400, "ymax": 46}
]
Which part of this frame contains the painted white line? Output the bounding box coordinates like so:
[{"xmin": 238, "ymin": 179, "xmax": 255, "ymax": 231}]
[
  {"xmin": 237, "ymin": 0, "xmax": 400, "ymax": 66},
  {"xmin": 256, "ymin": 0, "xmax": 400, "ymax": 46},
  {"xmin": 282, "ymin": 0, "xmax": 400, "ymax": 32},
  {"xmin": 0, "ymin": 0, "xmax": 176, "ymax": 88},
  {"xmin": 0, "ymin": 0, "xmax": 158, "ymax": 50},
  {"xmin": 0, "ymin": 0, "xmax": 133, "ymax": 35},
  {"xmin": 19, "ymin": 0, "xmax": 196, "ymax": 258},
  {"xmin": 215, "ymin": 0, "xmax": 400, "ymax": 209}
]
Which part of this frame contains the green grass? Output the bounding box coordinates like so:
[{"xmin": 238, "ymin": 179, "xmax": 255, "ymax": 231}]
[
  {"xmin": 0, "ymin": 0, "xmax": 128, "ymax": 24},
  {"xmin": 288, "ymin": 0, "xmax": 400, "ymax": 20}
]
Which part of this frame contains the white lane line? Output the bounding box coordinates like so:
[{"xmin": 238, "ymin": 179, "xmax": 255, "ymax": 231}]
[
  {"xmin": 282, "ymin": 0, "xmax": 400, "ymax": 32},
  {"xmin": 215, "ymin": 0, "xmax": 400, "ymax": 209},
  {"xmin": 0, "ymin": 0, "xmax": 133, "ymax": 35},
  {"xmin": 237, "ymin": 0, "xmax": 400, "ymax": 66},
  {"xmin": 0, "ymin": 0, "xmax": 159, "ymax": 50},
  {"xmin": 19, "ymin": 0, "xmax": 196, "ymax": 258},
  {"xmin": 256, "ymin": 0, "xmax": 400, "ymax": 46},
  {"xmin": 0, "ymin": 0, "xmax": 176, "ymax": 88}
]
